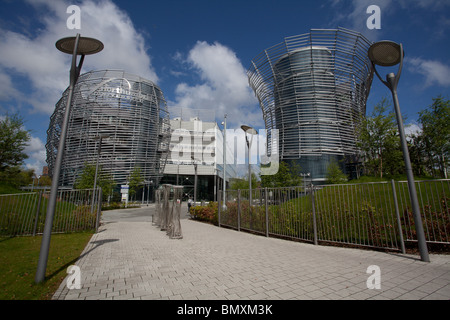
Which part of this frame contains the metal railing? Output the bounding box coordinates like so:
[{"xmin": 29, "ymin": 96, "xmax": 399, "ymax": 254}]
[
  {"xmin": 218, "ymin": 180, "xmax": 450, "ymax": 252},
  {"xmin": 0, "ymin": 188, "xmax": 102, "ymax": 237}
]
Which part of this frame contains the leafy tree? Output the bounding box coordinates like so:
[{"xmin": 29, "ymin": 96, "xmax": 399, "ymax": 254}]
[
  {"xmin": 128, "ymin": 166, "xmax": 144, "ymax": 199},
  {"xmin": 0, "ymin": 166, "xmax": 34, "ymax": 188},
  {"xmin": 326, "ymin": 160, "xmax": 348, "ymax": 184},
  {"xmin": 38, "ymin": 175, "xmax": 52, "ymax": 187},
  {"xmin": 382, "ymin": 130, "xmax": 404, "ymax": 176},
  {"xmin": 260, "ymin": 161, "xmax": 303, "ymax": 188},
  {"xmin": 0, "ymin": 113, "xmax": 31, "ymax": 171},
  {"xmin": 408, "ymin": 132, "xmax": 428, "ymax": 177},
  {"xmin": 357, "ymin": 98, "xmax": 402, "ymax": 178},
  {"xmin": 74, "ymin": 162, "xmax": 115, "ymax": 199},
  {"xmin": 417, "ymin": 95, "xmax": 449, "ymax": 178},
  {"xmin": 230, "ymin": 172, "xmax": 259, "ymax": 190}
]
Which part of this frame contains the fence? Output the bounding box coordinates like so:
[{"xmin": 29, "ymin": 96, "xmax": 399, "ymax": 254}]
[
  {"xmin": 218, "ymin": 180, "xmax": 450, "ymax": 252},
  {"xmin": 0, "ymin": 188, "xmax": 102, "ymax": 237}
]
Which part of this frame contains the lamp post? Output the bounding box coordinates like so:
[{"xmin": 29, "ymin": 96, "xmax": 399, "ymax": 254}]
[
  {"xmin": 92, "ymin": 134, "xmax": 110, "ymax": 213},
  {"xmin": 222, "ymin": 114, "xmax": 227, "ymax": 209},
  {"xmin": 144, "ymin": 180, "xmax": 152, "ymax": 205},
  {"xmin": 300, "ymin": 172, "xmax": 310, "ymax": 195},
  {"xmin": 191, "ymin": 156, "xmax": 198, "ymax": 205},
  {"xmin": 368, "ymin": 40, "xmax": 429, "ymax": 262},
  {"xmin": 149, "ymin": 180, "xmax": 153, "ymax": 204},
  {"xmin": 35, "ymin": 34, "xmax": 103, "ymax": 283},
  {"xmin": 241, "ymin": 125, "xmax": 258, "ymax": 206}
]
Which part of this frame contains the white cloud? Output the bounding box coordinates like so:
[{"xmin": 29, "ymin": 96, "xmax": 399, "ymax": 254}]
[
  {"xmin": 24, "ymin": 135, "xmax": 47, "ymax": 174},
  {"xmin": 327, "ymin": 0, "xmax": 392, "ymax": 37},
  {"xmin": 169, "ymin": 41, "xmax": 261, "ymax": 128},
  {"xmin": 0, "ymin": 0, "xmax": 158, "ymax": 114},
  {"xmin": 408, "ymin": 57, "xmax": 450, "ymax": 87},
  {"xmin": 405, "ymin": 122, "xmax": 422, "ymax": 137},
  {"xmin": 399, "ymin": 0, "xmax": 450, "ymax": 10},
  {"xmin": 328, "ymin": 0, "xmax": 450, "ymax": 40},
  {"xmin": 0, "ymin": 0, "xmax": 158, "ymax": 173},
  {"xmin": 0, "ymin": 71, "xmax": 20, "ymax": 100}
]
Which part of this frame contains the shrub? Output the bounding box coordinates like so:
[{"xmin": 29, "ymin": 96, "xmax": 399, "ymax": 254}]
[{"xmin": 190, "ymin": 202, "xmax": 218, "ymax": 225}]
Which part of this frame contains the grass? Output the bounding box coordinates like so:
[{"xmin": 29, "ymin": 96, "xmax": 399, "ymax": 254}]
[
  {"xmin": 0, "ymin": 232, "xmax": 93, "ymax": 300},
  {"xmin": 218, "ymin": 179, "xmax": 450, "ymax": 250},
  {"xmin": 0, "ymin": 182, "xmax": 24, "ymax": 195},
  {"xmin": 1, "ymin": 192, "xmax": 98, "ymax": 237},
  {"xmin": 343, "ymin": 174, "xmax": 438, "ymax": 184}
]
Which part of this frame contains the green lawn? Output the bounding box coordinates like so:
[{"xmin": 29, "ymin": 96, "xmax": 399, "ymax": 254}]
[
  {"xmin": 0, "ymin": 232, "xmax": 93, "ymax": 300},
  {"xmin": 220, "ymin": 179, "xmax": 449, "ymax": 249},
  {"xmin": 0, "ymin": 182, "xmax": 24, "ymax": 195},
  {"xmin": 1, "ymin": 191, "xmax": 98, "ymax": 237}
]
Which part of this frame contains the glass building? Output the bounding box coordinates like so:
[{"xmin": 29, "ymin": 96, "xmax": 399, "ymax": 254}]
[
  {"xmin": 161, "ymin": 114, "xmax": 237, "ymax": 201},
  {"xmin": 46, "ymin": 70, "xmax": 170, "ymax": 188},
  {"xmin": 248, "ymin": 28, "xmax": 374, "ymax": 183}
]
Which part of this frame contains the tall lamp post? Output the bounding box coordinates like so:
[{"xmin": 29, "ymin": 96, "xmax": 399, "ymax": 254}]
[
  {"xmin": 300, "ymin": 172, "xmax": 310, "ymax": 195},
  {"xmin": 35, "ymin": 34, "xmax": 103, "ymax": 283},
  {"xmin": 241, "ymin": 125, "xmax": 258, "ymax": 206},
  {"xmin": 92, "ymin": 134, "xmax": 110, "ymax": 213},
  {"xmin": 222, "ymin": 114, "xmax": 227, "ymax": 209},
  {"xmin": 368, "ymin": 40, "xmax": 430, "ymax": 262},
  {"xmin": 191, "ymin": 156, "xmax": 198, "ymax": 205}
]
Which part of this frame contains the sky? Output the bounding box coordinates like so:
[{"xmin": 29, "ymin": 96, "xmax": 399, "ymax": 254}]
[{"xmin": 0, "ymin": 0, "xmax": 449, "ymax": 175}]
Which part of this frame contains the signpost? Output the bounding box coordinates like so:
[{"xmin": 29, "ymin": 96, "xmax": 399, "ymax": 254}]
[{"xmin": 121, "ymin": 184, "xmax": 129, "ymax": 208}]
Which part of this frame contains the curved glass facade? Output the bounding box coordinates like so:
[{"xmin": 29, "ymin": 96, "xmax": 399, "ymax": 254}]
[
  {"xmin": 248, "ymin": 28, "xmax": 374, "ymax": 182},
  {"xmin": 46, "ymin": 70, "xmax": 170, "ymax": 187}
]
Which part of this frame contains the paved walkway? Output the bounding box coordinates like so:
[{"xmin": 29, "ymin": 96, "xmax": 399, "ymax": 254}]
[{"xmin": 52, "ymin": 204, "xmax": 450, "ymax": 300}]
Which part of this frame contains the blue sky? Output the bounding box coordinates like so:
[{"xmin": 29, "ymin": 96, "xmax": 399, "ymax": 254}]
[{"xmin": 0, "ymin": 0, "xmax": 449, "ymax": 174}]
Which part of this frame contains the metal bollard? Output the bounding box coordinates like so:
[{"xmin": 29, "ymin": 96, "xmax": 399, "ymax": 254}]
[
  {"xmin": 169, "ymin": 186, "xmax": 183, "ymax": 239},
  {"xmin": 166, "ymin": 185, "xmax": 174, "ymax": 236},
  {"xmin": 153, "ymin": 188, "xmax": 162, "ymax": 227},
  {"xmin": 160, "ymin": 184, "xmax": 171, "ymax": 231}
]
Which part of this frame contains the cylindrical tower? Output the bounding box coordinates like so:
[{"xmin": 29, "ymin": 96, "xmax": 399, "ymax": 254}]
[
  {"xmin": 248, "ymin": 28, "xmax": 374, "ymax": 182},
  {"xmin": 46, "ymin": 70, "xmax": 171, "ymax": 187}
]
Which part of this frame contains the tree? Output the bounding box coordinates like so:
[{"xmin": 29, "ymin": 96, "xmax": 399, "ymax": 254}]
[
  {"xmin": 74, "ymin": 162, "xmax": 115, "ymax": 199},
  {"xmin": 128, "ymin": 166, "xmax": 144, "ymax": 199},
  {"xmin": 326, "ymin": 160, "xmax": 348, "ymax": 184},
  {"xmin": 0, "ymin": 113, "xmax": 31, "ymax": 171},
  {"xmin": 0, "ymin": 166, "xmax": 34, "ymax": 188},
  {"xmin": 38, "ymin": 175, "xmax": 52, "ymax": 187},
  {"xmin": 407, "ymin": 131, "xmax": 432, "ymax": 177},
  {"xmin": 357, "ymin": 98, "xmax": 402, "ymax": 178},
  {"xmin": 382, "ymin": 130, "xmax": 404, "ymax": 176},
  {"xmin": 418, "ymin": 95, "xmax": 450, "ymax": 178},
  {"xmin": 230, "ymin": 172, "xmax": 259, "ymax": 190},
  {"xmin": 260, "ymin": 161, "xmax": 303, "ymax": 188}
]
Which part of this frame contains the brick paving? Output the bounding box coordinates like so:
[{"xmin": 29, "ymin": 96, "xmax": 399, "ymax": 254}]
[{"xmin": 52, "ymin": 205, "xmax": 450, "ymax": 300}]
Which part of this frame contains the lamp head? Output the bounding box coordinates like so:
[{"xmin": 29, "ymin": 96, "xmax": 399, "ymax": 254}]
[
  {"xmin": 241, "ymin": 125, "xmax": 258, "ymax": 135},
  {"xmin": 56, "ymin": 36, "xmax": 104, "ymax": 55},
  {"xmin": 368, "ymin": 40, "xmax": 403, "ymax": 67}
]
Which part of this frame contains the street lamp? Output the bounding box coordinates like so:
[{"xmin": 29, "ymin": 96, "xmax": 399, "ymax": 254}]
[
  {"xmin": 300, "ymin": 172, "xmax": 310, "ymax": 194},
  {"xmin": 35, "ymin": 34, "xmax": 103, "ymax": 283},
  {"xmin": 241, "ymin": 125, "xmax": 258, "ymax": 206},
  {"xmin": 191, "ymin": 156, "xmax": 198, "ymax": 205},
  {"xmin": 368, "ymin": 40, "xmax": 430, "ymax": 262},
  {"xmin": 92, "ymin": 134, "xmax": 110, "ymax": 213},
  {"xmin": 149, "ymin": 180, "xmax": 153, "ymax": 204},
  {"xmin": 222, "ymin": 114, "xmax": 227, "ymax": 210}
]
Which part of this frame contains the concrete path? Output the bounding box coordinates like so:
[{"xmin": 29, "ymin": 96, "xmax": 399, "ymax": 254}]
[{"xmin": 52, "ymin": 204, "xmax": 450, "ymax": 300}]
